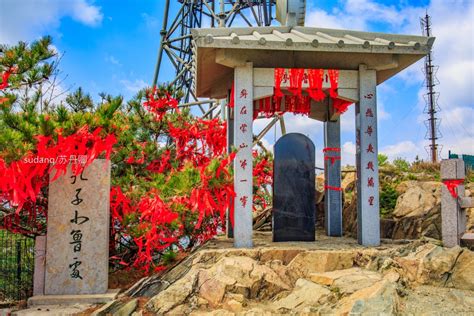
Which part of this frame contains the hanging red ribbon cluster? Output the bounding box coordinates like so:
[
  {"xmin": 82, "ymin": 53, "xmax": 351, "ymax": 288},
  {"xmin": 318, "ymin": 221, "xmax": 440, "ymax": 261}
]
[
  {"xmin": 0, "ymin": 67, "xmax": 15, "ymax": 90},
  {"xmin": 143, "ymin": 87, "xmax": 180, "ymax": 121},
  {"xmin": 252, "ymin": 68, "xmax": 353, "ymax": 118},
  {"xmin": 442, "ymin": 179, "xmax": 464, "ymax": 198},
  {"xmin": 323, "ymin": 147, "xmax": 341, "ymax": 165}
]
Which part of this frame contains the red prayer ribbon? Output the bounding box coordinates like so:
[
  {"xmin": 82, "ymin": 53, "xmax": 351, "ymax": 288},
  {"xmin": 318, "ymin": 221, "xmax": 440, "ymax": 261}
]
[
  {"xmin": 323, "ymin": 147, "xmax": 341, "ymax": 152},
  {"xmin": 0, "ymin": 68, "xmax": 14, "ymax": 90},
  {"xmin": 442, "ymin": 179, "xmax": 464, "ymax": 198},
  {"xmin": 325, "ymin": 185, "xmax": 342, "ymax": 191},
  {"xmin": 308, "ymin": 69, "xmax": 325, "ymax": 101}
]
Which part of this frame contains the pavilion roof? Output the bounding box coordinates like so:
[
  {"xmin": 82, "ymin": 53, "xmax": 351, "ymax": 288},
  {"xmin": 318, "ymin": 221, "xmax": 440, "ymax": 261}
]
[{"xmin": 191, "ymin": 26, "xmax": 434, "ymax": 99}]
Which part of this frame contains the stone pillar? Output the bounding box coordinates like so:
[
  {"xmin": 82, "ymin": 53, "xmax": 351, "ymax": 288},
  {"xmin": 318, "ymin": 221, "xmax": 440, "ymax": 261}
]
[
  {"xmin": 33, "ymin": 235, "xmax": 46, "ymax": 296},
  {"xmin": 356, "ymin": 65, "xmax": 380, "ymax": 246},
  {"xmin": 233, "ymin": 62, "xmax": 253, "ymax": 248},
  {"xmin": 441, "ymin": 159, "xmax": 466, "ymax": 247},
  {"xmin": 226, "ymin": 100, "xmax": 234, "ymax": 238},
  {"xmin": 323, "ymin": 118, "xmax": 342, "ymax": 236}
]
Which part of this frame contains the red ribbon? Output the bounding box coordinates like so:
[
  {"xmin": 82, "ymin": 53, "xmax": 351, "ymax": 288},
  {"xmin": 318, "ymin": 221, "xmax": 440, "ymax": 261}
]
[
  {"xmin": 0, "ymin": 68, "xmax": 14, "ymax": 90},
  {"xmin": 325, "ymin": 156, "xmax": 341, "ymax": 165},
  {"xmin": 325, "ymin": 185, "xmax": 342, "ymax": 191},
  {"xmin": 308, "ymin": 69, "xmax": 325, "ymax": 101},
  {"xmin": 288, "ymin": 68, "xmax": 304, "ymax": 97},
  {"xmin": 442, "ymin": 179, "xmax": 464, "ymax": 198},
  {"xmin": 229, "ymin": 82, "xmax": 235, "ymax": 108},
  {"xmin": 323, "ymin": 147, "xmax": 341, "ymax": 152}
]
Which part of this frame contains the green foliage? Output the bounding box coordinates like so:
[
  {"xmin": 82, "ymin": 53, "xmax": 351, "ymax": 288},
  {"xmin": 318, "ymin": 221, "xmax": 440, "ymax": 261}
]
[
  {"xmin": 380, "ymin": 184, "xmax": 398, "ymax": 217},
  {"xmin": 161, "ymin": 249, "xmax": 177, "ymax": 266},
  {"xmin": 378, "ymin": 154, "xmax": 388, "ymax": 167},
  {"xmin": 393, "ymin": 157, "xmax": 410, "ymax": 172}
]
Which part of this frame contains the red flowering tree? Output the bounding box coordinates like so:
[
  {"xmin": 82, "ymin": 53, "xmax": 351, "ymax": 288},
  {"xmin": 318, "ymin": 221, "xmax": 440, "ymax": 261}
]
[{"xmin": 0, "ymin": 38, "xmax": 273, "ymax": 272}]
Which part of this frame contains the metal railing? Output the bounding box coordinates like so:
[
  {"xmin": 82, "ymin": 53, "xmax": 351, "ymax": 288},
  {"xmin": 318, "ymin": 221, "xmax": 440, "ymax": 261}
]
[{"xmin": 0, "ymin": 230, "xmax": 35, "ymax": 302}]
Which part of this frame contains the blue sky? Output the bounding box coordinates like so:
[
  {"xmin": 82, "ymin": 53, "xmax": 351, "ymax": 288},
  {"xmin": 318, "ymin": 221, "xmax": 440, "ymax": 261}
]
[{"xmin": 1, "ymin": 0, "xmax": 472, "ymax": 165}]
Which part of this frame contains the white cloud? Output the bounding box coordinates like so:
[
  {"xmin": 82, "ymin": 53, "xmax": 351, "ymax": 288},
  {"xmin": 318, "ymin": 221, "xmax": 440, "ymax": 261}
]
[
  {"xmin": 0, "ymin": 0, "xmax": 103, "ymax": 44},
  {"xmin": 141, "ymin": 13, "xmax": 159, "ymax": 29},
  {"xmin": 380, "ymin": 140, "xmax": 420, "ymax": 161},
  {"xmin": 306, "ymin": 0, "xmax": 474, "ymax": 159},
  {"xmin": 105, "ymin": 55, "xmax": 121, "ymax": 66},
  {"xmin": 120, "ymin": 79, "xmax": 148, "ymax": 94},
  {"xmin": 342, "ymin": 141, "xmax": 356, "ymax": 166}
]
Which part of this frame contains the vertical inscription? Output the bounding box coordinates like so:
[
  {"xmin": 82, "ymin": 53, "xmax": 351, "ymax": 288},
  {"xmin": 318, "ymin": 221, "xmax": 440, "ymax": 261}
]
[
  {"xmin": 45, "ymin": 159, "xmax": 110, "ymax": 295},
  {"xmin": 356, "ymin": 65, "xmax": 380, "ymax": 246},
  {"xmin": 233, "ymin": 63, "xmax": 253, "ymax": 248}
]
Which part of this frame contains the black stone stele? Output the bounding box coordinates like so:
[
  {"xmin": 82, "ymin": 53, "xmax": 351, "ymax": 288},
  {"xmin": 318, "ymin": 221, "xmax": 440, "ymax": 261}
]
[{"xmin": 273, "ymin": 133, "xmax": 316, "ymax": 242}]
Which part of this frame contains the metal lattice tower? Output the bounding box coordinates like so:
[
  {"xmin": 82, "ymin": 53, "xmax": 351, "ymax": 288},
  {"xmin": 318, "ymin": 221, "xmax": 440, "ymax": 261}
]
[
  {"xmin": 421, "ymin": 12, "xmax": 442, "ymax": 163},
  {"xmin": 152, "ymin": 0, "xmax": 278, "ymax": 113}
]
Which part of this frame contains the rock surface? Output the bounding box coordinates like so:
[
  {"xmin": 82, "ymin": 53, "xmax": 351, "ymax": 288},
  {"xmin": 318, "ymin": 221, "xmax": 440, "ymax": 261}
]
[{"xmin": 136, "ymin": 238, "xmax": 474, "ymax": 315}]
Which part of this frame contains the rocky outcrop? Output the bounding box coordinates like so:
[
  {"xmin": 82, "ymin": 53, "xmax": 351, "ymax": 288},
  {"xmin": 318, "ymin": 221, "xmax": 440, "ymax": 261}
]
[{"xmin": 139, "ymin": 241, "xmax": 474, "ymax": 315}]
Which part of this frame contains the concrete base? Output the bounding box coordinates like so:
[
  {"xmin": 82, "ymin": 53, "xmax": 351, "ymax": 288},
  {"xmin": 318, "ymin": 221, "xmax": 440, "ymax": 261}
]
[
  {"xmin": 461, "ymin": 233, "xmax": 474, "ymax": 248},
  {"xmin": 27, "ymin": 289, "xmax": 120, "ymax": 307}
]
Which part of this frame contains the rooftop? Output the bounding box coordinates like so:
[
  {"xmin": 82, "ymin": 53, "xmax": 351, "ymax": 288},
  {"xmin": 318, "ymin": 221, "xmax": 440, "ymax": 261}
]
[{"xmin": 191, "ymin": 26, "xmax": 434, "ymax": 98}]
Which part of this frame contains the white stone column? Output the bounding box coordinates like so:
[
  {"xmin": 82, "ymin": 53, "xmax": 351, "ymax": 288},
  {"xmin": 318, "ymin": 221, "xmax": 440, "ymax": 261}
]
[
  {"xmin": 356, "ymin": 65, "xmax": 380, "ymax": 246},
  {"xmin": 324, "ymin": 118, "xmax": 342, "ymax": 236},
  {"xmin": 226, "ymin": 99, "xmax": 234, "ymax": 238},
  {"xmin": 233, "ymin": 62, "xmax": 253, "ymax": 248}
]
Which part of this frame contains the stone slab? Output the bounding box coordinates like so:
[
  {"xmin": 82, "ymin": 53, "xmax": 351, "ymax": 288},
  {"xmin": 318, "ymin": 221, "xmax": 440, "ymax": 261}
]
[
  {"xmin": 459, "ymin": 197, "xmax": 473, "ymax": 209},
  {"xmin": 233, "ymin": 63, "xmax": 254, "ymax": 248},
  {"xmin": 273, "ymin": 133, "xmax": 316, "ymax": 242},
  {"xmin": 45, "ymin": 159, "xmax": 111, "ymax": 295},
  {"xmin": 461, "ymin": 233, "xmax": 474, "ymax": 248},
  {"xmin": 356, "ymin": 65, "xmax": 380, "ymax": 246},
  {"xmin": 33, "ymin": 236, "xmax": 46, "ymax": 296},
  {"xmin": 27, "ymin": 289, "xmax": 120, "ymax": 307},
  {"xmin": 441, "ymin": 159, "xmax": 465, "ymax": 180}
]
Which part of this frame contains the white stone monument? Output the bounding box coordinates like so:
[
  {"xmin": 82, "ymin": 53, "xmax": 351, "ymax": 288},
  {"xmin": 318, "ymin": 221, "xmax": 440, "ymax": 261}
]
[{"xmin": 29, "ymin": 159, "xmax": 118, "ymax": 306}]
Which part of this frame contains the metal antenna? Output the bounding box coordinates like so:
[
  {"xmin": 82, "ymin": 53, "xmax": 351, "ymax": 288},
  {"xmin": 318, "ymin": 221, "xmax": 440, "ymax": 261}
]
[
  {"xmin": 152, "ymin": 0, "xmax": 276, "ymax": 113},
  {"xmin": 421, "ymin": 12, "xmax": 442, "ymax": 162}
]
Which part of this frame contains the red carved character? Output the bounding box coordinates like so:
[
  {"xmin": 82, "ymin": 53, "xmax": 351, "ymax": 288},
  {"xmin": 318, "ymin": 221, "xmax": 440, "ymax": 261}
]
[
  {"xmin": 240, "ymin": 89, "xmax": 248, "ymax": 99},
  {"xmin": 366, "ymin": 143, "xmax": 374, "ymax": 153},
  {"xmin": 240, "ymin": 195, "xmax": 248, "ymax": 208},
  {"xmin": 366, "ymin": 161, "xmax": 374, "ymax": 171},
  {"xmin": 240, "ymin": 159, "xmax": 247, "ymax": 170},
  {"xmin": 365, "ymin": 108, "xmax": 374, "ymax": 117},
  {"xmin": 240, "ymin": 106, "xmax": 247, "ymax": 115},
  {"xmin": 365, "ymin": 125, "xmax": 373, "ymax": 137},
  {"xmin": 368, "ymin": 196, "xmax": 374, "ymax": 206},
  {"xmin": 367, "ymin": 177, "xmax": 374, "ymax": 187},
  {"xmin": 239, "ymin": 123, "xmax": 248, "ymax": 133}
]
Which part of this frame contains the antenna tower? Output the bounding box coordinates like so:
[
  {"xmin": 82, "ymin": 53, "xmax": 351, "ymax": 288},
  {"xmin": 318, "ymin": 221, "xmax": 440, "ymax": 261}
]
[
  {"xmin": 152, "ymin": 0, "xmax": 277, "ymax": 107},
  {"xmin": 421, "ymin": 12, "xmax": 442, "ymax": 162}
]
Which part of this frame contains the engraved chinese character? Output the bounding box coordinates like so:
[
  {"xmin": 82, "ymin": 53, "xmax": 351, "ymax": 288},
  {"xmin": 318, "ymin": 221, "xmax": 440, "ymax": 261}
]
[
  {"xmin": 240, "ymin": 159, "xmax": 247, "ymax": 170},
  {"xmin": 367, "ymin": 177, "xmax": 374, "ymax": 187},
  {"xmin": 239, "ymin": 123, "xmax": 248, "ymax": 133},
  {"xmin": 364, "ymin": 93, "xmax": 374, "ymax": 99},
  {"xmin": 71, "ymin": 188, "xmax": 83, "ymax": 205},
  {"xmin": 70, "ymin": 230, "xmax": 83, "ymax": 252},
  {"xmin": 240, "ymin": 195, "xmax": 248, "ymax": 208},
  {"xmin": 239, "ymin": 143, "xmax": 248, "ymax": 149},
  {"xmin": 366, "ymin": 143, "xmax": 374, "ymax": 153},
  {"xmin": 368, "ymin": 196, "xmax": 374, "ymax": 206},
  {"xmin": 366, "ymin": 161, "xmax": 374, "ymax": 171},
  {"xmin": 240, "ymin": 106, "xmax": 247, "ymax": 115},
  {"xmin": 240, "ymin": 89, "xmax": 248, "ymax": 99},
  {"xmin": 69, "ymin": 260, "xmax": 83, "ymax": 279},
  {"xmin": 70, "ymin": 172, "xmax": 88, "ymax": 184},
  {"xmin": 365, "ymin": 108, "xmax": 374, "ymax": 117},
  {"xmin": 365, "ymin": 125, "xmax": 373, "ymax": 137},
  {"xmin": 70, "ymin": 210, "xmax": 89, "ymax": 225}
]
